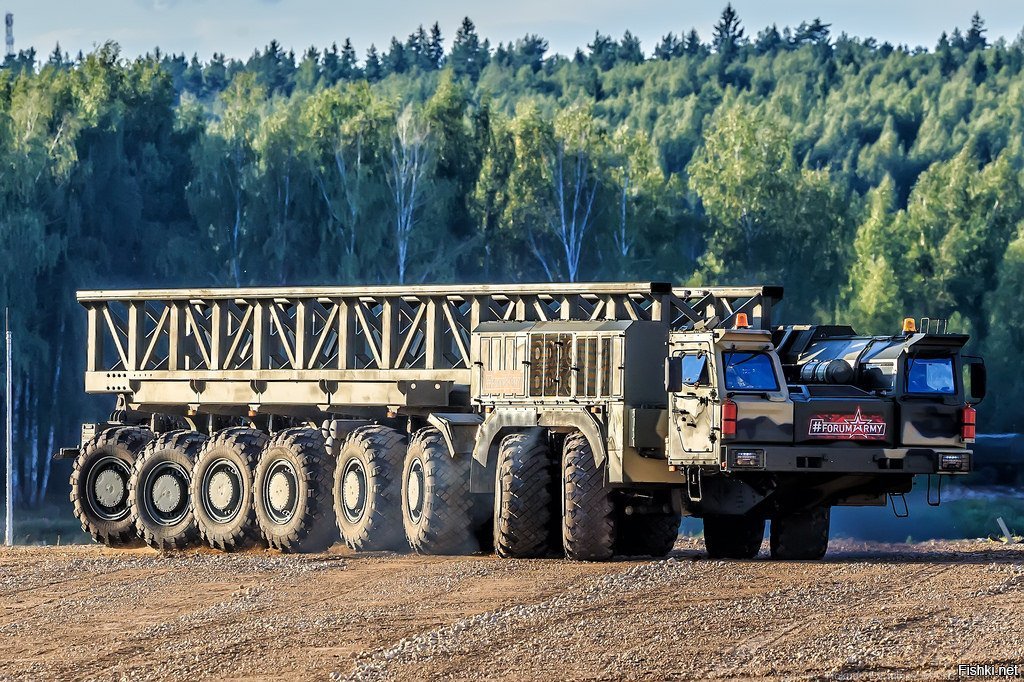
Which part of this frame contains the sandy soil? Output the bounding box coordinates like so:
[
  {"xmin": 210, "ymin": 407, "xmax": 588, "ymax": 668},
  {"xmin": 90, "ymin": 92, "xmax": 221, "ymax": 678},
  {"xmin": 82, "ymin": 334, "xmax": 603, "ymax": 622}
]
[{"xmin": 1, "ymin": 538, "xmax": 1022, "ymax": 681}]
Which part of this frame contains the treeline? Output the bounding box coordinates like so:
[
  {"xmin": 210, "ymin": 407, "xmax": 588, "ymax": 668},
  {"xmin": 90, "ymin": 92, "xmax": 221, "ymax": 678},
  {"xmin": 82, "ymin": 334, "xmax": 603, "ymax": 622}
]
[{"xmin": 1, "ymin": 7, "xmax": 1023, "ymax": 508}]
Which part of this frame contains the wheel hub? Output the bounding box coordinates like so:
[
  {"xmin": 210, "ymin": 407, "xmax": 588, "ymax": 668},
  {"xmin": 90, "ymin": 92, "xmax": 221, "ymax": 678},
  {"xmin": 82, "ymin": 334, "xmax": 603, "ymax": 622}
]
[
  {"xmin": 151, "ymin": 473, "xmax": 183, "ymax": 514},
  {"xmin": 268, "ymin": 470, "xmax": 294, "ymax": 512},
  {"xmin": 86, "ymin": 456, "xmax": 132, "ymax": 522},
  {"xmin": 406, "ymin": 458, "xmax": 424, "ymax": 523},
  {"xmin": 263, "ymin": 459, "xmax": 299, "ymax": 524},
  {"xmin": 341, "ymin": 459, "xmax": 367, "ymax": 523},
  {"xmin": 208, "ymin": 471, "xmax": 237, "ymax": 510},
  {"xmin": 201, "ymin": 459, "xmax": 243, "ymax": 523},
  {"xmin": 144, "ymin": 461, "xmax": 191, "ymax": 526},
  {"xmin": 94, "ymin": 468, "xmax": 125, "ymax": 508}
]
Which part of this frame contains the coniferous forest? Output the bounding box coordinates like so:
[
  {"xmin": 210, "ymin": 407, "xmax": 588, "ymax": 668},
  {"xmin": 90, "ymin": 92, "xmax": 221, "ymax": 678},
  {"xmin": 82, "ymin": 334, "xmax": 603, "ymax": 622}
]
[{"xmin": 1, "ymin": 7, "xmax": 1023, "ymax": 508}]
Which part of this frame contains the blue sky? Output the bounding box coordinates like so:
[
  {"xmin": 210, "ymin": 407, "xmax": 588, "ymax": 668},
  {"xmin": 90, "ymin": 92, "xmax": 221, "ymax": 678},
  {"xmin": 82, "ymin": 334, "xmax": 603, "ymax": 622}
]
[{"xmin": 3, "ymin": 0, "xmax": 1022, "ymax": 61}]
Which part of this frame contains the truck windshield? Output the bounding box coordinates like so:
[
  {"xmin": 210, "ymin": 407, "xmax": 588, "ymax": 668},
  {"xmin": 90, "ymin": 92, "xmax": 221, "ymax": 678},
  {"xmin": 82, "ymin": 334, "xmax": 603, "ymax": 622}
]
[
  {"xmin": 723, "ymin": 352, "xmax": 779, "ymax": 391},
  {"xmin": 906, "ymin": 356, "xmax": 955, "ymax": 395}
]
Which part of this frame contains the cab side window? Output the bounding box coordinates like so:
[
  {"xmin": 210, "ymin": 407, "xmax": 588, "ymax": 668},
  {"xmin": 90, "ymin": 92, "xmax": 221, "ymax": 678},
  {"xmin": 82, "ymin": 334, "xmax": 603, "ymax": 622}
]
[
  {"xmin": 667, "ymin": 351, "xmax": 711, "ymax": 392},
  {"xmin": 681, "ymin": 353, "xmax": 709, "ymax": 386}
]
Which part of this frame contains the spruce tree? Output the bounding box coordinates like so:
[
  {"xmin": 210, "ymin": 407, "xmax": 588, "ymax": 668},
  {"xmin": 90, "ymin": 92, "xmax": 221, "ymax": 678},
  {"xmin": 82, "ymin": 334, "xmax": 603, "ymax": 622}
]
[
  {"xmin": 451, "ymin": 17, "xmax": 485, "ymax": 80},
  {"xmin": 654, "ymin": 33, "xmax": 682, "ymax": 60},
  {"xmin": 428, "ymin": 22, "xmax": 445, "ymax": 69},
  {"xmin": 364, "ymin": 44, "xmax": 383, "ymax": 81},
  {"xmin": 712, "ymin": 4, "xmax": 745, "ymax": 56},
  {"xmin": 965, "ymin": 12, "xmax": 987, "ymax": 52}
]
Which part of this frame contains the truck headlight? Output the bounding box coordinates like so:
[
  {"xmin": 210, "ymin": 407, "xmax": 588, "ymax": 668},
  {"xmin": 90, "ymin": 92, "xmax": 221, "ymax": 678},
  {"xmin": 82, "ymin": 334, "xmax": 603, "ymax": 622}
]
[{"xmin": 732, "ymin": 449, "xmax": 765, "ymax": 468}]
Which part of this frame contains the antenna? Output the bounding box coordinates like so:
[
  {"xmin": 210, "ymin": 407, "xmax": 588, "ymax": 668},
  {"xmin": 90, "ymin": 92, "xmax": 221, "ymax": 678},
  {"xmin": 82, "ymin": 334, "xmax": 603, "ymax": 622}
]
[{"xmin": 4, "ymin": 13, "xmax": 12, "ymax": 58}]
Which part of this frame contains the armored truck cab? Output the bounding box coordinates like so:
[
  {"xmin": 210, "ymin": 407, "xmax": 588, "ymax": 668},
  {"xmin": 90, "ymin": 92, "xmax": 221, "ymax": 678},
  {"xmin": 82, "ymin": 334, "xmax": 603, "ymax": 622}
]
[{"xmin": 656, "ymin": 322, "xmax": 985, "ymax": 557}]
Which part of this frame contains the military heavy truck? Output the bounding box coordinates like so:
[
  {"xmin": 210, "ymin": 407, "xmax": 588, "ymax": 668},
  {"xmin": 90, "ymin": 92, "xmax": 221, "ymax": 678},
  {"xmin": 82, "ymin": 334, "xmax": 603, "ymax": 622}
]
[{"xmin": 60, "ymin": 282, "xmax": 985, "ymax": 560}]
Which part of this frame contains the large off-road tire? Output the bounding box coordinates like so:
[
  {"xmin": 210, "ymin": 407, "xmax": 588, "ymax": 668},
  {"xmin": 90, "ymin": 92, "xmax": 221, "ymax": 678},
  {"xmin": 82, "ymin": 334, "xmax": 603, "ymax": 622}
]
[
  {"xmin": 616, "ymin": 508, "xmax": 682, "ymax": 558},
  {"xmin": 71, "ymin": 426, "xmax": 154, "ymax": 547},
  {"xmin": 255, "ymin": 427, "xmax": 338, "ymax": 553},
  {"xmin": 333, "ymin": 425, "xmax": 406, "ymax": 551},
  {"xmin": 770, "ymin": 506, "xmax": 830, "ymax": 560},
  {"xmin": 703, "ymin": 515, "xmax": 766, "ymax": 559},
  {"xmin": 129, "ymin": 430, "xmax": 206, "ymax": 550},
  {"xmin": 402, "ymin": 427, "xmax": 478, "ymax": 555},
  {"xmin": 562, "ymin": 432, "xmax": 615, "ymax": 561},
  {"xmin": 493, "ymin": 432, "xmax": 556, "ymax": 558},
  {"xmin": 191, "ymin": 427, "xmax": 268, "ymax": 551}
]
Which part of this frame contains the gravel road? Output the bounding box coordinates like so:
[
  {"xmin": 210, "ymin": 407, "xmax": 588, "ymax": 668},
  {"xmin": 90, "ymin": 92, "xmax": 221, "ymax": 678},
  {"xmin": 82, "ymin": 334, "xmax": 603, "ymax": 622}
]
[{"xmin": 1, "ymin": 538, "xmax": 1021, "ymax": 681}]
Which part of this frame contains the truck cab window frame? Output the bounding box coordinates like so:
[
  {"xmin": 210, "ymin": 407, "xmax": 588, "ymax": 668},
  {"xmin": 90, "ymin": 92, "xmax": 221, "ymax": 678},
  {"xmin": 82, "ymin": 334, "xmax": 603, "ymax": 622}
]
[
  {"xmin": 722, "ymin": 351, "xmax": 780, "ymax": 392},
  {"xmin": 905, "ymin": 355, "xmax": 956, "ymax": 396},
  {"xmin": 680, "ymin": 352, "xmax": 709, "ymax": 386}
]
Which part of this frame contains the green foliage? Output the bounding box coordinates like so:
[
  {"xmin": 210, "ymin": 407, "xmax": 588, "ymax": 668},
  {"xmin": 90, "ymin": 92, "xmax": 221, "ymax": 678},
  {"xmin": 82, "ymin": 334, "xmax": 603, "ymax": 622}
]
[
  {"xmin": 984, "ymin": 227, "xmax": 1024, "ymax": 431},
  {"xmin": 689, "ymin": 105, "xmax": 850, "ymax": 314},
  {"xmin": 0, "ymin": 8, "xmax": 1023, "ymax": 509}
]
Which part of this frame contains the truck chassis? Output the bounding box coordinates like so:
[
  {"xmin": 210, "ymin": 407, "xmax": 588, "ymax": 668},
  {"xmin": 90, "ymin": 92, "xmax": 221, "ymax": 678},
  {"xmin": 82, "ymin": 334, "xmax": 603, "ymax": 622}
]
[{"xmin": 62, "ymin": 282, "xmax": 975, "ymax": 561}]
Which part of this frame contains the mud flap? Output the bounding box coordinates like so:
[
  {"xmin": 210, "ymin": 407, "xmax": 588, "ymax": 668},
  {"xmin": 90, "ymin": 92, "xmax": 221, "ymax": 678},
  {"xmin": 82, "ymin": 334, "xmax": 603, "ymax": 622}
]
[
  {"xmin": 686, "ymin": 467, "xmax": 702, "ymax": 502},
  {"xmin": 695, "ymin": 474, "xmax": 767, "ymax": 516}
]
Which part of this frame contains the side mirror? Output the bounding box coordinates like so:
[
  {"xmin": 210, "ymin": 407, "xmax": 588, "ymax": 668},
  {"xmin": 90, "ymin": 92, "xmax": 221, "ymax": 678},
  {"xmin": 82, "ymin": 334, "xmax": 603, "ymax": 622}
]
[
  {"xmin": 666, "ymin": 357, "xmax": 683, "ymax": 393},
  {"xmin": 964, "ymin": 357, "xmax": 986, "ymax": 405}
]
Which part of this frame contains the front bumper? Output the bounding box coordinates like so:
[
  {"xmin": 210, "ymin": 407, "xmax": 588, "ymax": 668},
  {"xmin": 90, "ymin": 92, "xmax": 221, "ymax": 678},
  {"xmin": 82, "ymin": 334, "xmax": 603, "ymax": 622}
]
[{"xmin": 720, "ymin": 445, "xmax": 971, "ymax": 474}]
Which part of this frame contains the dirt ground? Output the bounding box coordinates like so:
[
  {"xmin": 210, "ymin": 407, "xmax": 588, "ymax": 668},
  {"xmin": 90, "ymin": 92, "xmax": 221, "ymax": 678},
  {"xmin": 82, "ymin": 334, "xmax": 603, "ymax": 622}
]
[{"xmin": 1, "ymin": 538, "xmax": 1022, "ymax": 681}]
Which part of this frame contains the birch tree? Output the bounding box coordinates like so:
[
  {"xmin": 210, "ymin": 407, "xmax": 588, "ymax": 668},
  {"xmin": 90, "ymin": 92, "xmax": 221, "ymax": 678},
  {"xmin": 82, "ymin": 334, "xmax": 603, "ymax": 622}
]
[
  {"xmin": 505, "ymin": 103, "xmax": 558, "ymax": 279},
  {"xmin": 385, "ymin": 105, "xmax": 432, "ymax": 284},
  {"xmin": 0, "ymin": 73, "xmax": 70, "ymax": 509},
  {"xmin": 609, "ymin": 125, "xmax": 664, "ymax": 267},
  {"xmin": 504, "ymin": 103, "xmax": 609, "ymax": 282},
  {"xmin": 548, "ymin": 106, "xmax": 606, "ymax": 282},
  {"xmin": 302, "ymin": 84, "xmax": 390, "ymax": 282},
  {"xmin": 188, "ymin": 74, "xmax": 264, "ymax": 285}
]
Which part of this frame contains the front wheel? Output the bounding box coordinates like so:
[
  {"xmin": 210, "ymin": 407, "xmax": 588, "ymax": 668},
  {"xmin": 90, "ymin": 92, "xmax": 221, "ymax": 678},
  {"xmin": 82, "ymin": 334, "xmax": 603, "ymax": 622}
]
[
  {"xmin": 493, "ymin": 432, "xmax": 556, "ymax": 558},
  {"xmin": 562, "ymin": 432, "xmax": 615, "ymax": 561}
]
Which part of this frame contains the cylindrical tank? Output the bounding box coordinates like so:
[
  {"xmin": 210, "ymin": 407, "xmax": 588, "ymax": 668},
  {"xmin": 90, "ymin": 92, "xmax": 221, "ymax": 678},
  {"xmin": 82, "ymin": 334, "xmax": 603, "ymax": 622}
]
[{"xmin": 799, "ymin": 358, "xmax": 854, "ymax": 385}]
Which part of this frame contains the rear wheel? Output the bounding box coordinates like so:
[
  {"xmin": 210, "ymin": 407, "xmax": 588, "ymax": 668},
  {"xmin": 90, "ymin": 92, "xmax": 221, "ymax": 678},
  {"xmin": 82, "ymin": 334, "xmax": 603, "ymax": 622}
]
[
  {"xmin": 770, "ymin": 507, "xmax": 830, "ymax": 560},
  {"xmin": 71, "ymin": 426, "xmax": 154, "ymax": 547},
  {"xmin": 333, "ymin": 425, "xmax": 406, "ymax": 551},
  {"xmin": 616, "ymin": 507, "xmax": 682, "ymax": 558},
  {"xmin": 703, "ymin": 515, "xmax": 765, "ymax": 559},
  {"xmin": 493, "ymin": 432, "xmax": 556, "ymax": 558},
  {"xmin": 402, "ymin": 427, "xmax": 478, "ymax": 555},
  {"xmin": 562, "ymin": 432, "xmax": 615, "ymax": 561},
  {"xmin": 255, "ymin": 427, "xmax": 338, "ymax": 553},
  {"xmin": 191, "ymin": 427, "xmax": 267, "ymax": 551},
  {"xmin": 129, "ymin": 430, "xmax": 206, "ymax": 550}
]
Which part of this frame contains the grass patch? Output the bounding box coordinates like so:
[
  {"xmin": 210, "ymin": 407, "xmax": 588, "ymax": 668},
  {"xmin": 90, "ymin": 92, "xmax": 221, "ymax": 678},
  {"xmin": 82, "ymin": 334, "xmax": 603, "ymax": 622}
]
[
  {"xmin": 2, "ymin": 503, "xmax": 91, "ymax": 546},
  {"xmin": 944, "ymin": 497, "xmax": 1024, "ymax": 539}
]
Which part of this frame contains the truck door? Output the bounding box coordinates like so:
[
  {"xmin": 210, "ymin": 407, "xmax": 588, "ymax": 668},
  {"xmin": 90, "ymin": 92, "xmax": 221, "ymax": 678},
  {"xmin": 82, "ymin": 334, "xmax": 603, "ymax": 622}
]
[{"xmin": 668, "ymin": 345, "xmax": 718, "ymax": 464}]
